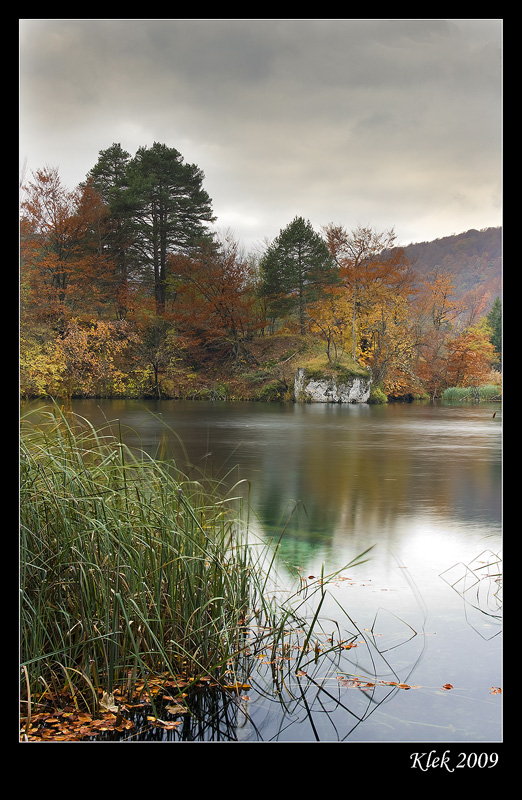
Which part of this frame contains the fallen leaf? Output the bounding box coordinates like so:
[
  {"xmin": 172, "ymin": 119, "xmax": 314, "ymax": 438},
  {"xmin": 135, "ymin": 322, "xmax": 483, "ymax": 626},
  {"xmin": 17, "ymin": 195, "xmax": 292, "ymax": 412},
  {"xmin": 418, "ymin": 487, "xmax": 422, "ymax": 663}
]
[
  {"xmin": 165, "ymin": 703, "xmax": 188, "ymax": 715},
  {"xmin": 442, "ymin": 683, "xmax": 454, "ymax": 690},
  {"xmin": 224, "ymin": 682, "xmax": 251, "ymax": 691},
  {"xmin": 100, "ymin": 692, "xmax": 118, "ymax": 712}
]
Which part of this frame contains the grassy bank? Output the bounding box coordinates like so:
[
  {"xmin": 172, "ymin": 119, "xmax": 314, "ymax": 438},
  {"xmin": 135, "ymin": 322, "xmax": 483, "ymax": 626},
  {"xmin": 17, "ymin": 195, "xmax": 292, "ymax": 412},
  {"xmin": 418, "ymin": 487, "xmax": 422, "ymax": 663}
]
[{"xmin": 20, "ymin": 405, "xmax": 370, "ymax": 740}]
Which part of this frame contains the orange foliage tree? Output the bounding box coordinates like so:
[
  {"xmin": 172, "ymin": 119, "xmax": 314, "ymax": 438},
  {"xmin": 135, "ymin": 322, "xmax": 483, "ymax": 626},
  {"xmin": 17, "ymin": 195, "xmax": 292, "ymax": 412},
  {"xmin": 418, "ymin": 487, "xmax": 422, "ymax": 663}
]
[
  {"xmin": 413, "ymin": 270, "xmax": 496, "ymax": 397},
  {"xmin": 169, "ymin": 232, "xmax": 262, "ymax": 365},
  {"xmin": 20, "ymin": 167, "xmax": 118, "ymax": 328},
  {"xmin": 443, "ymin": 326, "xmax": 497, "ymax": 388}
]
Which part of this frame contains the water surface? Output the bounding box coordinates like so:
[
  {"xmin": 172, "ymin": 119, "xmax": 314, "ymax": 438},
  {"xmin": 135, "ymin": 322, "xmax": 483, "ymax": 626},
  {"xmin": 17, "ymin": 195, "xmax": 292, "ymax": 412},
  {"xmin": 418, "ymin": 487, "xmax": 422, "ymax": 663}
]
[{"xmin": 52, "ymin": 398, "xmax": 503, "ymax": 742}]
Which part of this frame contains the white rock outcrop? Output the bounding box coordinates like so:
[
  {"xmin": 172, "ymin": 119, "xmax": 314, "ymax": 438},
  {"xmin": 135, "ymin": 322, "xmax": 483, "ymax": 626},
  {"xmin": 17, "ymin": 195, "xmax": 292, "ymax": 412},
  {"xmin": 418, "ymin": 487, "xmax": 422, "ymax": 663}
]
[{"xmin": 294, "ymin": 367, "xmax": 371, "ymax": 403}]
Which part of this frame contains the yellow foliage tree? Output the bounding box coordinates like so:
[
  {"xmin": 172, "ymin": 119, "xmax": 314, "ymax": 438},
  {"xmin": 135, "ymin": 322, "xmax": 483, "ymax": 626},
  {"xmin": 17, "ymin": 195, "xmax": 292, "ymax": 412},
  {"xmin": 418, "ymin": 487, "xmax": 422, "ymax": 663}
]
[
  {"xmin": 316, "ymin": 224, "xmax": 418, "ymax": 393},
  {"xmin": 53, "ymin": 319, "xmax": 138, "ymax": 398}
]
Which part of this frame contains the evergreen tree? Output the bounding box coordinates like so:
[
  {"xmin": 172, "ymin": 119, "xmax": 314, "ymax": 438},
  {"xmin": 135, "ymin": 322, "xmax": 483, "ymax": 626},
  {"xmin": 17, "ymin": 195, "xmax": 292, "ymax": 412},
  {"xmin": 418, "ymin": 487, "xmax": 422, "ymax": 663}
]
[
  {"xmin": 86, "ymin": 142, "xmax": 216, "ymax": 316},
  {"xmin": 487, "ymin": 296, "xmax": 502, "ymax": 366},
  {"xmin": 127, "ymin": 142, "xmax": 215, "ymax": 314},
  {"xmin": 259, "ymin": 216, "xmax": 339, "ymax": 334},
  {"xmin": 85, "ymin": 143, "xmax": 137, "ymax": 317}
]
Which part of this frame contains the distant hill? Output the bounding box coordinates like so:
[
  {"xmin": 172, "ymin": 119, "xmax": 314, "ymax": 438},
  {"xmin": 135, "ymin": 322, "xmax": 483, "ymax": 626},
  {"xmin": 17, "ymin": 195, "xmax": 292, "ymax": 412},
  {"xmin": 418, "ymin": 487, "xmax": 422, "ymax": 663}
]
[{"xmin": 398, "ymin": 227, "xmax": 502, "ymax": 312}]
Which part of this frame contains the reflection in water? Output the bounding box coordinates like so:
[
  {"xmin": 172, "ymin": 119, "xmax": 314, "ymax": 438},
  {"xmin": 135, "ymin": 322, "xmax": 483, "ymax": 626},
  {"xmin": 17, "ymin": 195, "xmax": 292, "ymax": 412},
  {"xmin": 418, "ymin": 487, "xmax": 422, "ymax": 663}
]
[
  {"xmin": 64, "ymin": 399, "xmax": 500, "ymax": 567},
  {"xmin": 25, "ymin": 398, "xmax": 502, "ymax": 741}
]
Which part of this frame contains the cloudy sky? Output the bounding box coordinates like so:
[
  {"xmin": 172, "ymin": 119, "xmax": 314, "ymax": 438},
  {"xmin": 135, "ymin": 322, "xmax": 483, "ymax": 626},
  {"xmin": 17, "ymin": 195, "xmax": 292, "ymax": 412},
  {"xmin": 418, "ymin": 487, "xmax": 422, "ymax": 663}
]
[{"xmin": 19, "ymin": 18, "xmax": 502, "ymax": 253}]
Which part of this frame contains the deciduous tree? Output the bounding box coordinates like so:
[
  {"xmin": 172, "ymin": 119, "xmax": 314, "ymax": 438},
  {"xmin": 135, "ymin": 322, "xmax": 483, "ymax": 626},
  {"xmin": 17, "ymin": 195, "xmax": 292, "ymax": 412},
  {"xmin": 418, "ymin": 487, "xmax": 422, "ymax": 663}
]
[
  {"xmin": 20, "ymin": 166, "xmax": 117, "ymax": 329},
  {"xmin": 54, "ymin": 318, "xmax": 138, "ymax": 397},
  {"xmin": 321, "ymin": 224, "xmax": 416, "ymax": 388},
  {"xmin": 170, "ymin": 231, "xmax": 261, "ymax": 364},
  {"xmin": 443, "ymin": 326, "xmax": 497, "ymax": 389},
  {"xmin": 322, "ymin": 224, "xmax": 408, "ymax": 362}
]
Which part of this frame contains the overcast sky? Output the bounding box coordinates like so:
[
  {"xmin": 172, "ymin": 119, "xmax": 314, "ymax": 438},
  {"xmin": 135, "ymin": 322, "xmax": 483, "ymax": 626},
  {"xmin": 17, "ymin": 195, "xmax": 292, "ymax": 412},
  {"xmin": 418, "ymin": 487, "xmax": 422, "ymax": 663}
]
[{"xmin": 19, "ymin": 18, "xmax": 502, "ymax": 253}]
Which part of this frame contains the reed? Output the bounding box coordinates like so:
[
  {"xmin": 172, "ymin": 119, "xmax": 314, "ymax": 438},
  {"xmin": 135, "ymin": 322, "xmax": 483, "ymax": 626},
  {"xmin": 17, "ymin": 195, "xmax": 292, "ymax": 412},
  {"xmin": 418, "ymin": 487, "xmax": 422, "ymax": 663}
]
[
  {"xmin": 20, "ymin": 404, "xmax": 359, "ymax": 721},
  {"xmin": 442, "ymin": 384, "xmax": 501, "ymax": 403}
]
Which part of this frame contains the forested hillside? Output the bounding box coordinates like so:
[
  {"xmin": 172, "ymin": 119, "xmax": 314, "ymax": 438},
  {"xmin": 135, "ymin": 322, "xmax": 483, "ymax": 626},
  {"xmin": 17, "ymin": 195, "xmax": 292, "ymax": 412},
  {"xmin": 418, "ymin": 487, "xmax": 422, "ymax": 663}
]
[
  {"xmin": 20, "ymin": 143, "xmax": 502, "ymax": 402},
  {"xmin": 400, "ymin": 227, "xmax": 501, "ymax": 312}
]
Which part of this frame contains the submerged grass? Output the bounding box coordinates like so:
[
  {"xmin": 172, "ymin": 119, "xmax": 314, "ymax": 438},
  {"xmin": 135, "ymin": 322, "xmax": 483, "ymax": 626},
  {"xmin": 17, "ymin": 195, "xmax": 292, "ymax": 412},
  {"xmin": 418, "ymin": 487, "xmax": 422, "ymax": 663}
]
[{"xmin": 20, "ymin": 404, "xmax": 371, "ymax": 738}]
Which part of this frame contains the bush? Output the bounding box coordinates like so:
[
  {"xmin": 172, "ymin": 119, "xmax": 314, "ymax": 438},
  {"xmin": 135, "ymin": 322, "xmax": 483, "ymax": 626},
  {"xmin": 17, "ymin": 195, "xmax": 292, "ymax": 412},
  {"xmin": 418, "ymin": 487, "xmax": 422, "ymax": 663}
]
[
  {"xmin": 254, "ymin": 381, "xmax": 286, "ymax": 402},
  {"xmin": 369, "ymin": 386, "xmax": 388, "ymax": 404}
]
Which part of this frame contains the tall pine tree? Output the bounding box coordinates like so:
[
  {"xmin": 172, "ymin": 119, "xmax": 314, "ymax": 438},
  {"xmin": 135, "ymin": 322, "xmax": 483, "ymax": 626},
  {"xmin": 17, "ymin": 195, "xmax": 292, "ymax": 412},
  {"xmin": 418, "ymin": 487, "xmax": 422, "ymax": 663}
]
[
  {"xmin": 127, "ymin": 143, "xmax": 215, "ymax": 314},
  {"xmin": 260, "ymin": 216, "xmax": 339, "ymax": 334},
  {"xmin": 87, "ymin": 142, "xmax": 216, "ymax": 316}
]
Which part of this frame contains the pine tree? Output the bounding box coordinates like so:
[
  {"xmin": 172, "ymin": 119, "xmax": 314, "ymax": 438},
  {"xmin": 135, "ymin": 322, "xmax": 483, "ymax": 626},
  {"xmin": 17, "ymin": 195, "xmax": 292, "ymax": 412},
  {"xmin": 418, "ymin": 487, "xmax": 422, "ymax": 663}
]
[
  {"xmin": 127, "ymin": 142, "xmax": 215, "ymax": 314},
  {"xmin": 486, "ymin": 296, "xmax": 502, "ymax": 366},
  {"xmin": 86, "ymin": 142, "xmax": 216, "ymax": 316},
  {"xmin": 259, "ymin": 216, "xmax": 339, "ymax": 334}
]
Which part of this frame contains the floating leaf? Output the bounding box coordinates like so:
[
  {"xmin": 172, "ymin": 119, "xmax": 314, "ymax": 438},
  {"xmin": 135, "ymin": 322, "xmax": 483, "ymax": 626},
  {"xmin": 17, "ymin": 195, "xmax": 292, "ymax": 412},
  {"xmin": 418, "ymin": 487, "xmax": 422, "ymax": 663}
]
[
  {"xmin": 100, "ymin": 692, "xmax": 118, "ymax": 712},
  {"xmin": 224, "ymin": 682, "xmax": 251, "ymax": 691},
  {"xmin": 165, "ymin": 703, "xmax": 188, "ymax": 715}
]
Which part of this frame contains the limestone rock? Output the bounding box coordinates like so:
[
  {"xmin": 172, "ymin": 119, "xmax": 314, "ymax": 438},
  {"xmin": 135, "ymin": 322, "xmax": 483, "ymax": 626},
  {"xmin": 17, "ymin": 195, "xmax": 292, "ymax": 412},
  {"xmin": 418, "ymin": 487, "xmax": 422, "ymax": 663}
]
[{"xmin": 294, "ymin": 367, "xmax": 371, "ymax": 404}]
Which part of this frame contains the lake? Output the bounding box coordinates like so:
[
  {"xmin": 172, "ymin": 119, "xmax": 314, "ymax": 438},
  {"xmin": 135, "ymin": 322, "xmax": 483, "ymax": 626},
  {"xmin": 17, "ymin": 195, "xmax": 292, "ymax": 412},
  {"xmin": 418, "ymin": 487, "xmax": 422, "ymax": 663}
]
[{"xmin": 39, "ymin": 397, "xmax": 503, "ymax": 743}]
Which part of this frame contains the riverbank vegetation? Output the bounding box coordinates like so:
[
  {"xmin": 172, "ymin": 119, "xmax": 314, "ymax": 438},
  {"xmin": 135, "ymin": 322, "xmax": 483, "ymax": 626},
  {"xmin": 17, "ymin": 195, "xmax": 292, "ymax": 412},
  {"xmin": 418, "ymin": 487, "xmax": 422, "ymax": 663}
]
[
  {"xmin": 442, "ymin": 384, "xmax": 501, "ymax": 403},
  {"xmin": 20, "ymin": 143, "xmax": 501, "ymax": 403},
  {"xmin": 20, "ymin": 405, "xmax": 374, "ymax": 741}
]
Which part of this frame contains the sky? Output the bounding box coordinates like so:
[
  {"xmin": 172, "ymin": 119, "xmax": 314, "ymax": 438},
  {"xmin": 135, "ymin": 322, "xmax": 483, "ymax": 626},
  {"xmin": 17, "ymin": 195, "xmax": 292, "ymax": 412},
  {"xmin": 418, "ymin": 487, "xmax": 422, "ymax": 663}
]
[{"xmin": 19, "ymin": 18, "xmax": 502, "ymax": 254}]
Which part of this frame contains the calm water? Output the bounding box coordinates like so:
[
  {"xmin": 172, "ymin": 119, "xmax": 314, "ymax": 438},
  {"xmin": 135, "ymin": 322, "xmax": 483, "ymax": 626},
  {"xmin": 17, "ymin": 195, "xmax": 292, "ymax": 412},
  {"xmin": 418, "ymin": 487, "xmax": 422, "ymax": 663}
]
[{"xmin": 41, "ymin": 398, "xmax": 503, "ymax": 742}]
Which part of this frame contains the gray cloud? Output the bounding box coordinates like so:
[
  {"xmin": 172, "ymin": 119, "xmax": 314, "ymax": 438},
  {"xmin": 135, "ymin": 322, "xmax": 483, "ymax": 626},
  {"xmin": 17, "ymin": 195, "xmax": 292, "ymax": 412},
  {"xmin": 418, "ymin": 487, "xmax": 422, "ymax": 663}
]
[{"xmin": 20, "ymin": 18, "xmax": 502, "ymax": 251}]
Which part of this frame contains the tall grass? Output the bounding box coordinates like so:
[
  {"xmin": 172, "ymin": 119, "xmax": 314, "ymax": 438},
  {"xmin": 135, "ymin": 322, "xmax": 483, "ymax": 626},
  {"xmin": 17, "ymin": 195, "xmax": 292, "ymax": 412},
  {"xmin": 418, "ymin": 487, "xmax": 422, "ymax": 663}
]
[
  {"xmin": 20, "ymin": 405, "xmax": 368, "ymax": 724},
  {"xmin": 442, "ymin": 384, "xmax": 501, "ymax": 403}
]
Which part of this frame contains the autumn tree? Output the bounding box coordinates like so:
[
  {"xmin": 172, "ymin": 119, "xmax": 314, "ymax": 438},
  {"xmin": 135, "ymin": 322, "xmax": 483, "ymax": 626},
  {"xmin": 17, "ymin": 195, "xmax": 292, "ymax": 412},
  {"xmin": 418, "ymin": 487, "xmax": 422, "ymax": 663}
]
[
  {"xmin": 259, "ymin": 216, "xmax": 339, "ymax": 335},
  {"xmin": 20, "ymin": 166, "xmax": 117, "ymax": 329},
  {"xmin": 306, "ymin": 285, "xmax": 347, "ymax": 364},
  {"xmin": 357, "ymin": 285, "xmax": 423, "ymax": 395},
  {"xmin": 416, "ymin": 269, "xmax": 464, "ymax": 333},
  {"xmin": 21, "ymin": 166, "xmax": 81, "ymax": 327},
  {"xmin": 130, "ymin": 314, "xmax": 177, "ymax": 399},
  {"xmin": 443, "ymin": 325, "xmax": 497, "ymax": 389},
  {"xmin": 412, "ymin": 269, "xmax": 496, "ymax": 397},
  {"xmin": 19, "ymin": 332, "xmax": 66, "ymax": 398},
  {"xmin": 170, "ymin": 231, "xmax": 261, "ymax": 364},
  {"xmin": 319, "ymin": 223, "xmax": 418, "ymax": 394},
  {"xmin": 53, "ymin": 318, "xmax": 138, "ymax": 398}
]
